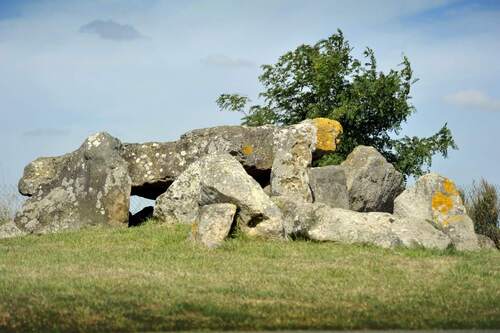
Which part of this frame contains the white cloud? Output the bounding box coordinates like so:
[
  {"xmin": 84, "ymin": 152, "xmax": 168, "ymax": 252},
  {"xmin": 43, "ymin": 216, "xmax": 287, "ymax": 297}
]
[
  {"xmin": 79, "ymin": 19, "xmax": 145, "ymax": 41},
  {"xmin": 444, "ymin": 90, "xmax": 500, "ymax": 112},
  {"xmin": 201, "ymin": 54, "xmax": 255, "ymax": 68}
]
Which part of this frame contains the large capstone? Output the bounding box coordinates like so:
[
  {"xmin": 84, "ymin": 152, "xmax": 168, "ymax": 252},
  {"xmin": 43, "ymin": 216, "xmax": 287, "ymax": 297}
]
[
  {"xmin": 154, "ymin": 153, "xmax": 285, "ymax": 239},
  {"xmin": 19, "ymin": 119, "xmax": 342, "ymax": 202},
  {"xmin": 14, "ymin": 133, "xmax": 131, "ymax": 234},
  {"xmin": 393, "ymin": 173, "xmax": 479, "ymax": 251},
  {"xmin": 341, "ymin": 145, "xmax": 404, "ymax": 213},
  {"xmin": 122, "ymin": 125, "xmax": 278, "ymax": 199}
]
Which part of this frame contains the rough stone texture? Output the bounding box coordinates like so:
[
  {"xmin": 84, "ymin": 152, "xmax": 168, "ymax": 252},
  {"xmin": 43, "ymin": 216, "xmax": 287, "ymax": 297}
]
[
  {"xmin": 20, "ymin": 119, "xmax": 342, "ymax": 201},
  {"xmin": 271, "ymin": 196, "xmax": 320, "ymax": 237},
  {"xmin": 390, "ymin": 218, "xmax": 451, "ymax": 250},
  {"xmin": 394, "ymin": 173, "xmax": 479, "ymax": 251},
  {"xmin": 341, "ymin": 145, "xmax": 404, "ymax": 213},
  {"xmin": 152, "ymin": 160, "xmax": 202, "ymax": 225},
  {"xmin": 14, "ymin": 133, "xmax": 131, "ymax": 234},
  {"xmin": 308, "ymin": 165, "xmax": 349, "ymax": 209},
  {"xmin": 270, "ymin": 118, "xmax": 343, "ymax": 202},
  {"xmin": 272, "ymin": 196, "xmax": 401, "ymax": 248},
  {"xmin": 18, "ymin": 155, "xmax": 67, "ymax": 196},
  {"xmin": 190, "ymin": 203, "xmax": 237, "ymax": 248},
  {"xmin": 307, "ymin": 209, "xmax": 402, "ymax": 248},
  {"xmin": 0, "ymin": 221, "xmax": 26, "ymax": 239},
  {"xmin": 477, "ymin": 234, "xmax": 497, "ymax": 249},
  {"xmin": 154, "ymin": 154, "xmax": 284, "ymax": 239},
  {"xmin": 304, "ymin": 118, "xmax": 343, "ymax": 154},
  {"xmin": 262, "ymin": 185, "xmax": 272, "ymax": 196},
  {"xmin": 125, "ymin": 119, "xmax": 341, "ymax": 200},
  {"xmin": 122, "ymin": 125, "xmax": 278, "ymax": 199},
  {"xmin": 270, "ymin": 122, "xmax": 316, "ymax": 202},
  {"xmin": 273, "ymin": 196, "xmax": 452, "ymax": 250}
]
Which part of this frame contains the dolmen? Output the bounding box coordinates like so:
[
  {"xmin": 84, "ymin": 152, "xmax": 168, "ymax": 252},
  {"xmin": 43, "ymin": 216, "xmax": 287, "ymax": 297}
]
[{"xmin": 0, "ymin": 118, "xmax": 488, "ymax": 251}]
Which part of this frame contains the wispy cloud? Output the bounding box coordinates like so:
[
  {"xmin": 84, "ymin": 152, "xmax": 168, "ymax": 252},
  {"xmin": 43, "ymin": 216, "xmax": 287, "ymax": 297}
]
[
  {"xmin": 79, "ymin": 19, "xmax": 145, "ymax": 41},
  {"xmin": 444, "ymin": 90, "xmax": 500, "ymax": 112},
  {"xmin": 23, "ymin": 128, "xmax": 70, "ymax": 137},
  {"xmin": 201, "ymin": 54, "xmax": 255, "ymax": 68}
]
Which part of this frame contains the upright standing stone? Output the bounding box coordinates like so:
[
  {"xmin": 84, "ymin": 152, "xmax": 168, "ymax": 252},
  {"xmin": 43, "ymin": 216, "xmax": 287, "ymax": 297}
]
[
  {"xmin": 14, "ymin": 133, "xmax": 131, "ymax": 234},
  {"xmin": 341, "ymin": 145, "xmax": 404, "ymax": 212},
  {"xmin": 271, "ymin": 118, "xmax": 343, "ymax": 202},
  {"xmin": 271, "ymin": 122, "xmax": 316, "ymax": 202},
  {"xmin": 308, "ymin": 165, "xmax": 349, "ymax": 209},
  {"xmin": 394, "ymin": 173, "xmax": 479, "ymax": 251}
]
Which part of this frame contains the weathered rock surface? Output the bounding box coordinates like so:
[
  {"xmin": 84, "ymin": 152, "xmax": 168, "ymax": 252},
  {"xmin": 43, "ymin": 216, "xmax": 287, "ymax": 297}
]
[
  {"xmin": 152, "ymin": 159, "xmax": 202, "ymax": 225},
  {"xmin": 154, "ymin": 154, "xmax": 285, "ymax": 239},
  {"xmin": 18, "ymin": 155, "xmax": 67, "ymax": 197},
  {"xmin": 308, "ymin": 165, "xmax": 349, "ymax": 209},
  {"xmin": 270, "ymin": 118, "xmax": 343, "ymax": 201},
  {"xmin": 341, "ymin": 146, "xmax": 404, "ymax": 213},
  {"xmin": 262, "ymin": 185, "xmax": 272, "ymax": 196},
  {"xmin": 270, "ymin": 122, "xmax": 315, "ymax": 202},
  {"xmin": 20, "ymin": 119, "xmax": 342, "ymax": 201},
  {"xmin": 273, "ymin": 196, "xmax": 451, "ymax": 249},
  {"xmin": 123, "ymin": 125, "xmax": 278, "ymax": 199},
  {"xmin": 0, "ymin": 221, "xmax": 26, "ymax": 239},
  {"xmin": 273, "ymin": 196, "xmax": 400, "ymax": 248},
  {"xmin": 476, "ymin": 234, "xmax": 497, "ymax": 249},
  {"xmin": 14, "ymin": 133, "xmax": 131, "ymax": 234},
  {"xmin": 190, "ymin": 203, "xmax": 237, "ymax": 248},
  {"xmin": 304, "ymin": 118, "xmax": 343, "ymax": 155},
  {"xmin": 390, "ymin": 218, "xmax": 451, "ymax": 250},
  {"xmin": 394, "ymin": 173, "xmax": 479, "ymax": 251}
]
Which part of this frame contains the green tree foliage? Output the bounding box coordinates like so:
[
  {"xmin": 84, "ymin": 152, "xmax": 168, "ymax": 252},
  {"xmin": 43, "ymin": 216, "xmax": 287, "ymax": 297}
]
[{"xmin": 216, "ymin": 30, "xmax": 457, "ymax": 177}]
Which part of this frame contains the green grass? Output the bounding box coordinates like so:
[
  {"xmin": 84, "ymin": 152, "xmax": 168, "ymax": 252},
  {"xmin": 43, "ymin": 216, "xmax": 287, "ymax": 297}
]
[{"xmin": 0, "ymin": 221, "xmax": 499, "ymax": 332}]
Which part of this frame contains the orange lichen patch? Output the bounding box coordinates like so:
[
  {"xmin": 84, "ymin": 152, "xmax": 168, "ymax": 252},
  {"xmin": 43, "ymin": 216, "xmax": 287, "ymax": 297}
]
[
  {"xmin": 242, "ymin": 145, "xmax": 254, "ymax": 156},
  {"xmin": 442, "ymin": 178, "xmax": 459, "ymax": 196},
  {"xmin": 312, "ymin": 118, "xmax": 343, "ymax": 152},
  {"xmin": 432, "ymin": 191, "xmax": 454, "ymax": 214}
]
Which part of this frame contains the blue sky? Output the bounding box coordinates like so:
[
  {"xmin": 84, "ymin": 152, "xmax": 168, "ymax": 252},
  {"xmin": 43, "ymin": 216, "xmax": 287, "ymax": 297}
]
[{"xmin": 0, "ymin": 0, "xmax": 499, "ymax": 187}]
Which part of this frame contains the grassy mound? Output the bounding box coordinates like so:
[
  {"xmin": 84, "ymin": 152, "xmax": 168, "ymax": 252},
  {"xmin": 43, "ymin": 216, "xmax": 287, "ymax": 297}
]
[{"xmin": 0, "ymin": 221, "xmax": 499, "ymax": 332}]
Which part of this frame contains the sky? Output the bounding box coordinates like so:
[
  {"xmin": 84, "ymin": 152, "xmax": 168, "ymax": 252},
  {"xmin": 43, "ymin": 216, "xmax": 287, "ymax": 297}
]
[{"xmin": 0, "ymin": 0, "xmax": 499, "ymax": 189}]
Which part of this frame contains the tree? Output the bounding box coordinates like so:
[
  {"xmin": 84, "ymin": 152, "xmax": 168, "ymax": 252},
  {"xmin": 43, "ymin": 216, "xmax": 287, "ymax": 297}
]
[{"xmin": 216, "ymin": 30, "xmax": 457, "ymax": 178}]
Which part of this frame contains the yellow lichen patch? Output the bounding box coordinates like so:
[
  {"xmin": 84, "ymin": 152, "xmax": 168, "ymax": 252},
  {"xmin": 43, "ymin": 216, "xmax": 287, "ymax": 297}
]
[
  {"xmin": 432, "ymin": 191, "xmax": 454, "ymax": 214},
  {"xmin": 312, "ymin": 118, "xmax": 343, "ymax": 152},
  {"xmin": 442, "ymin": 178, "xmax": 459, "ymax": 196},
  {"xmin": 242, "ymin": 145, "xmax": 254, "ymax": 156},
  {"xmin": 441, "ymin": 215, "xmax": 464, "ymax": 227}
]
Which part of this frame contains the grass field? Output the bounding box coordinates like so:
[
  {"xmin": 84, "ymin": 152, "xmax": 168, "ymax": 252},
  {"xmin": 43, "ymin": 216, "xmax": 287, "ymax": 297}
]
[{"xmin": 0, "ymin": 220, "xmax": 499, "ymax": 332}]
